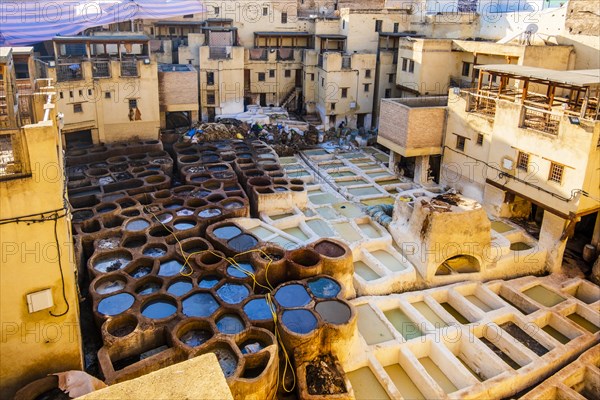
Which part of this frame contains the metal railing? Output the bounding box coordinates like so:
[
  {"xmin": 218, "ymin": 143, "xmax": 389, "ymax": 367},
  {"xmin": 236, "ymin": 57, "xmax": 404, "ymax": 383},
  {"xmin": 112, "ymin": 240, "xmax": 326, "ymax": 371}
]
[
  {"xmin": 466, "ymin": 92, "xmax": 496, "ymax": 118},
  {"xmin": 56, "ymin": 63, "xmax": 83, "ymax": 82},
  {"xmin": 209, "ymin": 47, "xmax": 231, "ymax": 60},
  {"xmin": 120, "ymin": 60, "xmax": 139, "ymax": 77},
  {"xmin": 92, "ymin": 61, "xmax": 111, "ymax": 78},
  {"xmin": 520, "ymin": 106, "xmax": 561, "ymax": 135},
  {"xmin": 0, "ymin": 132, "xmax": 26, "ymax": 177}
]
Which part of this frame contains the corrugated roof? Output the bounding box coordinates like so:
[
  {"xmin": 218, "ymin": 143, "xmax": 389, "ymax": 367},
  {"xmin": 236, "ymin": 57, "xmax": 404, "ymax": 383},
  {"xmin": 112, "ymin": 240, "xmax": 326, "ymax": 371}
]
[{"xmin": 475, "ymin": 64, "xmax": 600, "ymax": 87}]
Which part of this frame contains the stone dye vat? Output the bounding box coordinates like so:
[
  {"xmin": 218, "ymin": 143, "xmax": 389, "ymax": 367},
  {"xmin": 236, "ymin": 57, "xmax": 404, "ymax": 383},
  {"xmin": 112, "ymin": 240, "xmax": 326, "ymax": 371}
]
[
  {"xmin": 344, "ymin": 275, "xmax": 600, "ymax": 399},
  {"xmin": 173, "ymin": 140, "xmax": 308, "ymax": 217}
]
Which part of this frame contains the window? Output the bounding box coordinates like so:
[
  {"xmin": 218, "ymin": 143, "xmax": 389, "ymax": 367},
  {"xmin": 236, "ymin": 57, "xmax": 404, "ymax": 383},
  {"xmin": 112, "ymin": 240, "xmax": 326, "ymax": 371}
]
[
  {"xmin": 207, "ymin": 91, "xmax": 216, "ymax": 104},
  {"xmin": 548, "ymin": 162, "xmax": 564, "ymax": 184},
  {"xmin": 207, "ymin": 71, "xmax": 214, "ymax": 85},
  {"xmin": 258, "ymin": 72, "xmax": 265, "ymax": 82},
  {"xmin": 402, "ymin": 58, "xmax": 408, "ymax": 72},
  {"xmin": 284, "ymin": 69, "xmax": 291, "ymax": 78},
  {"xmin": 263, "ymin": 7, "xmax": 268, "ymax": 16},
  {"xmin": 476, "ymin": 133, "xmax": 484, "ymax": 146},
  {"xmin": 269, "ymin": 69, "xmax": 275, "ymax": 78},
  {"xmin": 310, "ymin": 73, "xmax": 314, "ymax": 81},
  {"xmin": 281, "ymin": 12, "xmax": 287, "ymax": 24},
  {"xmin": 59, "ymin": 92, "xmax": 64, "ymax": 99},
  {"xmin": 73, "ymin": 103, "xmax": 83, "ymax": 113},
  {"xmin": 408, "ymin": 60, "xmax": 415, "ymax": 73},
  {"xmin": 321, "ymin": 77, "xmax": 324, "ymax": 87},
  {"xmin": 331, "ymin": 103, "xmax": 336, "ymax": 111},
  {"xmin": 388, "ymin": 73, "xmax": 394, "ymax": 83},
  {"xmin": 384, "ymin": 88, "xmax": 392, "ymax": 98},
  {"xmin": 69, "ymin": 90, "xmax": 73, "ymax": 98},
  {"xmin": 183, "ymin": 14, "xmax": 193, "ymax": 18},
  {"xmin": 169, "ymin": 27, "xmax": 176, "ymax": 35},
  {"xmin": 105, "ymin": 92, "xmax": 111, "ymax": 99},
  {"xmin": 393, "ymin": 22, "xmax": 399, "ymax": 33},
  {"xmin": 456, "ymin": 135, "xmax": 466, "ymax": 151},
  {"xmin": 462, "ymin": 62, "xmax": 471, "ymax": 77},
  {"xmin": 214, "ymin": 7, "xmax": 219, "ymax": 15},
  {"xmin": 365, "ymin": 69, "xmax": 371, "ymax": 78},
  {"xmin": 517, "ymin": 151, "xmax": 529, "ymax": 171},
  {"xmin": 128, "ymin": 99, "xmax": 138, "ymax": 109},
  {"xmin": 88, "ymin": 89, "xmax": 92, "ymax": 96},
  {"xmin": 341, "ymin": 88, "xmax": 348, "ymax": 98},
  {"xmin": 78, "ymin": 89, "xmax": 83, "ymax": 96},
  {"xmin": 364, "ymin": 83, "xmax": 370, "ymax": 92},
  {"xmin": 343, "ymin": 20, "xmax": 345, "ymax": 30},
  {"xmin": 375, "ymin": 20, "xmax": 382, "ymax": 32}
]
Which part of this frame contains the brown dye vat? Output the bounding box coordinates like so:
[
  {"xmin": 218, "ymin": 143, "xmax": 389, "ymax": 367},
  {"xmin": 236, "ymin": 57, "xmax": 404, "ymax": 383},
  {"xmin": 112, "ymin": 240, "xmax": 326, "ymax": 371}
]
[
  {"xmin": 296, "ymin": 354, "xmax": 352, "ymax": 400},
  {"xmin": 287, "ymin": 248, "xmax": 323, "ymax": 280},
  {"xmin": 311, "ymin": 239, "xmax": 355, "ymax": 299}
]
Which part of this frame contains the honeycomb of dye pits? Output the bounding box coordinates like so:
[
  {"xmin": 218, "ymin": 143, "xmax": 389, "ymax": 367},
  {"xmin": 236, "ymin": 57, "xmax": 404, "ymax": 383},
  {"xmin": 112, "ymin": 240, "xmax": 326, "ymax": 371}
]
[
  {"xmin": 65, "ymin": 140, "xmax": 163, "ymax": 167},
  {"xmin": 270, "ymin": 275, "xmax": 357, "ymax": 366},
  {"xmin": 206, "ymin": 220, "xmax": 261, "ymax": 257}
]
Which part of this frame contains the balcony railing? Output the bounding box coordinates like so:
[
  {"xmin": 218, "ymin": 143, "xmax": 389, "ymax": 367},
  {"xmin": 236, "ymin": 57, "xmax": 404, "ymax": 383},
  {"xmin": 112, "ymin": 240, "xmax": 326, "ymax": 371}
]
[
  {"xmin": 466, "ymin": 92, "xmax": 496, "ymax": 118},
  {"xmin": 0, "ymin": 132, "xmax": 26, "ymax": 178},
  {"xmin": 92, "ymin": 61, "xmax": 111, "ymax": 78},
  {"xmin": 56, "ymin": 63, "xmax": 83, "ymax": 82},
  {"xmin": 520, "ymin": 106, "xmax": 561, "ymax": 135},
  {"xmin": 209, "ymin": 47, "xmax": 231, "ymax": 60},
  {"xmin": 120, "ymin": 60, "xmax": 139, "ymax": 77}
]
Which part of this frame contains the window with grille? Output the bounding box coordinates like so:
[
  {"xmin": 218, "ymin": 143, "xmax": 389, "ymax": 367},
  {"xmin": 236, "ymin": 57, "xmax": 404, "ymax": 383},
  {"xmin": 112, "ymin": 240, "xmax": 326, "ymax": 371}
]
[
  {"xmin": 73, "ymin": 103, "xmax": 82, "ymax": 113},
  {"xmin": 402, "ymin": 58, "xmax": 408, "ymax": 72},
  {"xmin": 462, "ymin": 62, "xmax": 471, "ymax": 77},
  {"xmin": 281, "ymin": 12, "xmax": 287, "ymax": 24},
  {"xmin": 284, "ymin": 69, "xmax": 291, "ymax": 78},
  {"xmin": 263, "ymin": 7, "xmax": 268, "ymax": 16},
  {"xmin": 365, "ymin": 69, "xmax": 371, "ymax": 78},
  {"xmin": 476, "ymin": 133, "xmax": 484, "ymax": 146},
  {"xmin": 310, "ymin": 73, "xmax": 314, "ymax": 81},
  {"xmin": 548, "ymin": 163, "xmax": 564, "ymax": 184},
  {"xmin": 105, "ymin": 92, "xmax": 111, "ymax": 99},
  {"xmin": 393, "ymin": 23, "xmax": 399, "ymax": 33},
  {"xmin": 128, "ymin": 99, "xmax": 137, "ymax": 109},
  {"xmin": 364, "ymin": 84, "xmax": 370, "ymax": 92},
  {"xmin": 207, "ymin": 72, "xmax": 214, "ymax": 85},
  {"xmin": 341, "ymin": 88, "xmax": 348, "ymax": 98},
  {"xmin": 258, "ymin": 72, "xmax": 265, "ymax": 82},
  {"xmin": 409, "ymin": 60, "xmax": 415, "ymax": 73},
  {"xmin": 214, "ymin": 7, "xmax": 219, "ymax": 15},
  {"xmin": 331, "ymin": 103, "xmax": 336, "ymax": 111},
  {"xmin": 207, "ymin": 92, "xmax": 216, "ymax": 104},
  {"xmin": 269, "ymin": 70, "xmax": 275, "ymax": 78},
  {"xmin": 517, "ymin": 151, "xmax": 529, "ymax": 171},
  {"xmin": 456, "ymin": 135, "xmax": 466, "ymax": 151},
  {"xmin": 388, "ymin": 74, "xmax": 394, "ymax": 83},
  {"xmin": 385, "ymin": 88, "xmax": 392, "ymax": 98},
  {"xmin": 375, "ymin": 20, "xmax": 382, "ymax": 32}
]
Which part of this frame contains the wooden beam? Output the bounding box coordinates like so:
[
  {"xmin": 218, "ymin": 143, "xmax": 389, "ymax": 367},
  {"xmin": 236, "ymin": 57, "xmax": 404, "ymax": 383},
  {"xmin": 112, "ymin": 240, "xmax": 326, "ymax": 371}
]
[
  {"xmin": 521, "ymin": 79, "xmax": 529, "ymax": 105},
  {"xmin": 580, "ymin": 87, "xmax": 590, "ymax": 118}
]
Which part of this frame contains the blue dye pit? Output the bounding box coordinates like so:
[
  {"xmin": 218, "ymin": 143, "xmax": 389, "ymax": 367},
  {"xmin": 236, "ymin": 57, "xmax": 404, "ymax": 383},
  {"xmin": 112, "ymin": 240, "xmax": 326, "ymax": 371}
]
[
  {"xmin": 159, "ymin": 260, "xmax": 185, "ymax": 276},
  {"xmin": 275, "ymin": 284, "xmax": 311, "ymax": 308},
  {"xmin": 130, "ymin": 265, "xmax": 152, "ymax": 278},
  {"xmin": 182, "ymin": 293, "xmax": 219, "ymax": 317},
  {"xmin": 216, "ymin": 314, "xmax": 245, "ymax": 334},
  {"xmin": 168, "ymin": 280, "xmax": 193, "ymax": 296},
  {"xmin": 141, "ymin": 299, "xmax": 177, "ymax": 319},
  {"xmin": 214, "ymin": 226, "xmax": 242, "ymax": 240},
  {"xmin": 98, "ymin": 293, "xmax": 135, "ymax": 316},
  {"xmin": 227, "ymin": 234, "xmax": 258, "ymax": 252},
  {"xmin": 174, "ymin": 222, "xmax": 195, "ymax": 230},
  {"xmin": 198, "ymin": 276, "xmax": 220, "ymax": 289},
  {"xmin": 227, "ymin": 263, "xmax": 254, "ymax": 278},
  {"xmin": 136, "ymin": 282, "xmax": 161, "ymax": 295},
  {"xmin": 243, "ymin": 298, "xmax": 274, "ymax": 321},
  {"xmin": 217, "ymin": 283, "xmax": 249, "ymax": 304},
  {"xmin": 281, "ymin": 309, "xmax": 318, "ymax": 334},
  {"xmin": 308, "ymin": 277, "xmax": 341, "ymax": 299},
  {"xmin": 143, "ymin": 247, "xmax": 166, "ymax": 258}
]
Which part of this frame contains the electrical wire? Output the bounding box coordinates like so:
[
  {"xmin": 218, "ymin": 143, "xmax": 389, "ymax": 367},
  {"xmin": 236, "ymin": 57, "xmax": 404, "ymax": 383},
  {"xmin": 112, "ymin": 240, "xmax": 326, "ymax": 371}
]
[{"xmin": 50, "ymin": 213, "xmax": 69, "ymax": 317}]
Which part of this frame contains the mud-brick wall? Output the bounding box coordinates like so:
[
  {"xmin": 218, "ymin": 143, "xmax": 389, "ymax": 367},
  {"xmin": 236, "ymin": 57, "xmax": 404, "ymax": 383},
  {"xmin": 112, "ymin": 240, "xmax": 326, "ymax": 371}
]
[
  {"xmin": 158, "ymin": 69, "xmax": 199, "ymax": 109},
  {"xmin": 565, "ymin": 0, "xmax": 600, "ymax": 36}
]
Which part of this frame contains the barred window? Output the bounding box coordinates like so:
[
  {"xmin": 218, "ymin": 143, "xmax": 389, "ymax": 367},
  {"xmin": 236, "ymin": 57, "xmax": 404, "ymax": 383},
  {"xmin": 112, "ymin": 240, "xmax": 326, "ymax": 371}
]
[
  {"xmin": 548, "ymin": 162, "xmax": 564, "ymax": 184},
  {"xmin": 476, "ymin": 133, "xmax": 484, "ymax": 146},
  {"xmin": 456, "ymin": 135, "xmax": 466, "ymax": 151},
  {"xmin": 73, "ymin": 103, "xmax": 82, "ymax": 113},
  {"xmin": 517, "ymin": 151, "xmax": 529, "ymax": 171}
]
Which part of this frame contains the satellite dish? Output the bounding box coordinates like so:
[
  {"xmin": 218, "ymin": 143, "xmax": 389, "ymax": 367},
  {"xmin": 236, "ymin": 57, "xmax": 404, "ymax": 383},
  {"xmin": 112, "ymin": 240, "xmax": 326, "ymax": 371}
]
[{"xmin": 525, "ymin": 23, "xmax": 539, "ymax": 34}]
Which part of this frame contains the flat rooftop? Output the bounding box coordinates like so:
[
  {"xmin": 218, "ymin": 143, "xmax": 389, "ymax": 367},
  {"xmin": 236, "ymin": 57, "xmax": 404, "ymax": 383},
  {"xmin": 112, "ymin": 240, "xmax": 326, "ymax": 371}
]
[
  {"xmin": 475, "ymin": 64, "xmax": 600, "ymax": 88},
  {"xmin": 254, "ymin": 31, "xmax": 313, "ymax": 37},
  {"xmin": 54, "ymin": 35, "xmax": 151, "ymax": 43},
  {"xmin": 158, "ymin": 64, "xmax": 196, "ymax": 72}
]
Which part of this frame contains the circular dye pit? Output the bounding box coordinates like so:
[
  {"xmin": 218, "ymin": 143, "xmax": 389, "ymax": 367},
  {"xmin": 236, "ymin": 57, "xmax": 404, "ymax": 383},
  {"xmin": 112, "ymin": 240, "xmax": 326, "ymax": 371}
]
[
  {"xmin": 136, "ymin": 281, "xmax": 161, "ymax": 295},
  {"xmin": 130, "ymin": 265, "xmax": 153, "ymax": 278},
  {"xmin": 124, "ymin": 219, "xmax": 150, "ymax": 231},
  {"xmin": 227, "ymin": 234, "xmax": 258, "ymax": 252},
  {"xmin": 167, "ymin": 280, "xmax": 193, "ymax": 296},
  {"xmin": 214, "ymin": 348, "xmax": 237, "ymax": 378},
  {"xmin": 199, "ymin": 208, "xmax": 222, "ymax": 218},
  {"xmin": 182, "ymin": 293, "xmax": 219, "ymax": 317},
  {"xmin": 243, "ymin": 298, "xmax": 274, "ymax": 321},
  {"xmin": 174, "ymin": 221, "xmax": 196, "ymax": 230},
  {"xmin": 217, "ymin": 283, "xmax": 249, "ymax": 304},
  {"xmin": 315, "ymin": 301, "xmax": 351, "ymax": 325},
  {"xmin": 141, "ymin": 299, "xmax": 177, "ymax": 319},
  {"xmin": 98, "ymin": 293, "xmax": 135, "ymax": 316},
  {"xmin": 223, "ymin": 200, "xmax": 244, "ymax": 210},
  {"xmin": 227, "ymin": 263, "xmax": 254, "ymax": 278},
  {"xmin": 95, "ymin": 278, "xmax": 126, "ymax": 295},
  {"xmin": 143, "ymin": 246, "xmax": 166, "ymax": 258},
  {"xmin": 155, "ymin": 213, "xmax": 173, "ymax": 224},
  {"xmin": 93, "ymin": 253, "xmax": 132, "ymax": 273},
  {"xmin": 239, "ymin": 339, "xmax": 266, "ymax": 354},
  {"xmin": 179, "ymin": 329, "xmax": 211, "ymax": 347},
  {"xmin": 308, "ymin": 277, "xmax": 341, "ymax": 299},
  {"xmin": 216, "ymin": 314, "xmax": 245, "ymax": 334},
  {"xmin": 158, "ymin": 259, "xmax": 186, "ymax": 276},
  {"xmin": 281, "ymin": 309, "xmax": 318, "ymax": 334},
  {"xmin": 176, "ymin": 208, "xmax": 194, "ymax": 217},
  {"xmin": 198, "ymin": 276, "xmax": 221, "ymax": 289},
  {"xmin": 214, "ymin": 225, "xmax": 242, "ymax": 240},
  {"xmin": 275, "ymin": 284, "xmax": 311, "ymax": 308}
]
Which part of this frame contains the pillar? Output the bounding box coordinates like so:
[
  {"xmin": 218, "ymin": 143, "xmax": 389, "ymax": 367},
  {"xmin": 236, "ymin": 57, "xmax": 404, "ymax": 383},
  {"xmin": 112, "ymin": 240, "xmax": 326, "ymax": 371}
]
[
  {"xmin": 538, "ymin": 211, "xmax": 568, "ymax": 273},
  {"xmin": 592, "ymin": 211, "xmax": 600, "ymax": 252},
  {"xmin": 413, "ymin": 155, "xmax": 430, "ymax": 185}
]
